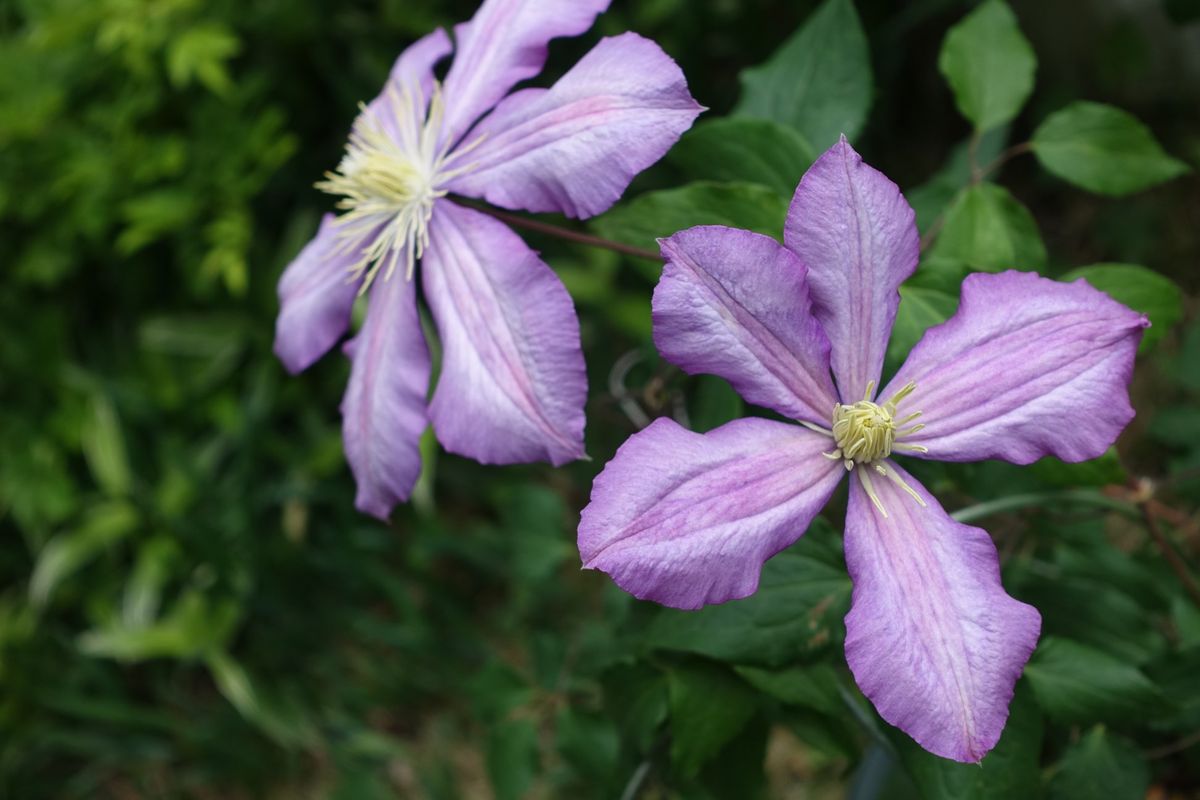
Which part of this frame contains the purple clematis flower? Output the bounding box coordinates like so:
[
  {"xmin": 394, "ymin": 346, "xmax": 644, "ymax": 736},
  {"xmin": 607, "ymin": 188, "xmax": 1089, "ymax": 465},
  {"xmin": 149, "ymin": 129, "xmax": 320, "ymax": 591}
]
[
  {"xmin": 578, "ymin": 137, "xmax": 1148, "ymax": 762},
  {"xmin": 274, "ymin": 0, "xmax": 701, "ymax": 519}
]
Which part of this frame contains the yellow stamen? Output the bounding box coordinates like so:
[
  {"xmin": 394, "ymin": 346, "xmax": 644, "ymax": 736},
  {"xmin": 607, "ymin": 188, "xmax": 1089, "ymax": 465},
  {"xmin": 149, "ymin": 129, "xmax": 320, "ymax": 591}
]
[{"xmin": 315, "ymin": 81, "xmax": 481, "ymax": 294}]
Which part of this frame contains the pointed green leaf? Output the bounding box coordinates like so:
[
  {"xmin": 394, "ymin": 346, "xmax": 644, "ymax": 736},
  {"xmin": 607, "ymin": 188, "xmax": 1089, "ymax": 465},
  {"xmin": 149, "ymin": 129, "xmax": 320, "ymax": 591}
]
[
  {"xmin": 1062, "ymin": 263, "xmax": 1182, "ymax": 351},
  {"xmin": 931, "ymin": 183, "xmax": 1046, "ymax": 271},
  {"xmin": 736, "ymin": 0, "xmax": 872, "ymax": 149},
  {"xmin": 938, "ymin": 0, "xmax": 1037, "ymax": 131},
  {"xmin": 1032, "ymin": 102, "xmax": 1189, "ymax": 195},
  {"xmin": 667, "ymin": 661, "xmax": 758, "ymax": 777},
  {"xmin": 669, "ymin": 117, "xmax": 815, "ymax": 197},
  {"xmin": 1048, "ymin": 728, "xmax": 1150, "ymax": 800},
  {"xmin": 1024, "ymin": 637, "xmax": 1166, "ymax": 724}
]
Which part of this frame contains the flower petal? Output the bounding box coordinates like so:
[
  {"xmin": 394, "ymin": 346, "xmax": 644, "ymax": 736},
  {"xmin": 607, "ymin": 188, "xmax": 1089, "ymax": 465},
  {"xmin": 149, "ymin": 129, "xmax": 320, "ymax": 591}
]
[
  {"xmin": 446, "ymin": 33, "xmax": 702, "ymax": 219},
  {"xmin": 783, "ymin": 137, "xmax": 919, "ymax": 403},
  {"xmin": 367, "ymin": 27, "xmax": 453, "ymax": 141},
  {"xmin": 579, "ymin": 417, "xmax": 844, "ymax": 610},
  {"xmin": 881, "ymin": 271, "xmax": 1149, "ymax": 464},
  {"xmin": 340, "ymin": 271, "xmax": 431, "ymax": 520},
  {"xmin": 439, "ymin": 0, "xmax": 609, "ymax": 146},
  {"xmin": 274, "ymin": 214, "xmax": 362, "ymax": 374},
  {"xmin": 654, "ymin": 226, "xmax": 837, "ymax": 425},
  {"xmin": 422, "ymin": 200, "xmax": 585, "ymax": 465},
  {"xmin": 844, "ymin": 460, "xmax": 1040, "ymax": 762}
]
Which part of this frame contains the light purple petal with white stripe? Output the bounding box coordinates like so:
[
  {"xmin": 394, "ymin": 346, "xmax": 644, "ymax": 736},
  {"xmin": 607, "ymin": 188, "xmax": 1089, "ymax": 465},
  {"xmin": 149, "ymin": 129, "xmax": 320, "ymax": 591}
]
[
  {"xmin": 274, "ymin": 214, "xmax": 363, "ymax": 374},
  {"xmin": 783, "ymin": 137, "xmax": 919, "ymax": 403},
  {"xmin": 844, "ymin": 460, "xmax": 1040, "ymax": 763},
  {"xmin": 579, "ymin": 417, "xmax": 844, "ymax": 610},
  {"xmin": 654, "ymin": 226, "xmax": 837, "ymax": 425},
  {"xmin": 340, "ymin": 271, "xmax": 431, "ymax": 520},
  {"xmin": 439, "ymin": 0, "xmax": 609, "ymax": 146},
  {"xmin": 881, "ymin": 271, "xmax": 1148, "ymax": 465},
  {"xmin": 422, "ymin": 200, "xmax": 585, "ymax": 466},
  {"xmin": 446, "ymin": 33, "xmax": 701, "ymax": 219}
]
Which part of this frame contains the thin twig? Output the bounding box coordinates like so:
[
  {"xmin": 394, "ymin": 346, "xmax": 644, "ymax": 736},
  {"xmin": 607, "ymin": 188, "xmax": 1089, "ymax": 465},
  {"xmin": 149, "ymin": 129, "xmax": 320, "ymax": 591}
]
[
  {"xmin": 1131, "ymin": 478, "xmax": 1200, "ymax": 609},
  {"xmin": 456, "ymin": 200, "xmax": 662, "ymax": 261},
  {"xmin": 1145, "ymin": 728, "xmax": 1200, "ymax": 759},
  {"xmin": 978, "ymin": 141, "xmax": 1034, "ymax": 182},
  {"xmin": 619, "ymin": 759, "xmax": 653, "ymax": 800},
  {"xmin": 917, "ymin": 139, "xmax": 1033, "ymax": 254}
]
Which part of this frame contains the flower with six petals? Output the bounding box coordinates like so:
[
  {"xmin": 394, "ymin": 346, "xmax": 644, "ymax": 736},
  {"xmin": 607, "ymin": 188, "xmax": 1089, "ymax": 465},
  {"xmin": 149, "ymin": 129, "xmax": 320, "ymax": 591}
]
[
  {"xmin": 274, "ymin": 0, "xmax": 701, "ymax": 518},
  {"xmin": 577, "ymin": 137, "xmax": 1149, "ymax": 762}
]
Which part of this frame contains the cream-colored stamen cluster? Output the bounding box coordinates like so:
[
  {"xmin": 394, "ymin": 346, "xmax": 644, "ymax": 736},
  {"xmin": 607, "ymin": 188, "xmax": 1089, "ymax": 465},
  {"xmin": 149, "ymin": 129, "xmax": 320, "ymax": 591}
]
[
  {"xmin": 316, "ymin": 82, "xmax": 483, "ymax": 294},
  {"xmin": 802, "ymin": 380, "xmax": 930, "ymax": 518}
]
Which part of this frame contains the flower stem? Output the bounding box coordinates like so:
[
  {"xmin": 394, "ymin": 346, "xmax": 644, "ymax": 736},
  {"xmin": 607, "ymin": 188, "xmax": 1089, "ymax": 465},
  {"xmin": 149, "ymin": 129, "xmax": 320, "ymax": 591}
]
[
  {"xmin": 457, "ymin": 200, "xmax": 662, "ymax": 261},
  {"xmin": 950, "ymin": 489, "xmax": 1138, "ymax": 524},
  {"xmin": 1130, "ymin": 478, "xmax": 1200, "ymax": 609}
]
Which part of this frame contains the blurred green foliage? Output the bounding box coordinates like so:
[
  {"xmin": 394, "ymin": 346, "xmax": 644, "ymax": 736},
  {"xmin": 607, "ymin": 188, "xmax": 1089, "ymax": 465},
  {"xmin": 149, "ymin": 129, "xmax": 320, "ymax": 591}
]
[{"xmin": 2, "ymin": 0, "xmax": 1199, "ymax": 797}]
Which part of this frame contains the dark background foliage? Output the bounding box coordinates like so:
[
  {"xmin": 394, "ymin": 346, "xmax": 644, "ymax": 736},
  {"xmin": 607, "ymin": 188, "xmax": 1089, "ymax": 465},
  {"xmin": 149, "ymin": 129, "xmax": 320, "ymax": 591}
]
[{"xmin": 2, "ymin": 0, "xmax": 1199, "ymax": 797}]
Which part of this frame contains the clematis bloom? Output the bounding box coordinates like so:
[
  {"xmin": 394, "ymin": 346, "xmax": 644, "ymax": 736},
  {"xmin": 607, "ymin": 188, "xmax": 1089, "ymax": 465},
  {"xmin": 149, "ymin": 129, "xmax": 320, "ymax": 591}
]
[
  {"xmin": 578, "ymin": 137, "xmax": 1148, "ymax": 762},
  {"xmin": 274, "ymin": 0, "xmax": 701, "ymax": 518}
]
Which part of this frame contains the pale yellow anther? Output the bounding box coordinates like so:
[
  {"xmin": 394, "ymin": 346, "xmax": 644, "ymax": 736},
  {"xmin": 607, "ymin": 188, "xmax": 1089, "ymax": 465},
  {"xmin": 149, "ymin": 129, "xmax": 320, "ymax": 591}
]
[
  {"xmin": 817, "ymin": 379, "xmax": 929, "ymax": 517},
  {"xmin": 316, "ymin": 81, "xmax": 482, "ymax": 294}
]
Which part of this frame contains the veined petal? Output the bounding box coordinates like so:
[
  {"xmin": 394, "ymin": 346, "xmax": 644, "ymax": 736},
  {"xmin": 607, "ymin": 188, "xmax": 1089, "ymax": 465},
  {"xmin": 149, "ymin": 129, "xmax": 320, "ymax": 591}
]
[
  {"xmin": 784, "ymin": 137, "xmax": 919, "ymax": 403},
  {"xmin": 844, "ymin": 460, "xmax": 1040, "ymax": 763},
  {"xmin": 579, "ymin": 417, "xmax": 844, "ymax": 610},
  {"xmin": 654, "ymin": 226, "xmax": 837, "ymax": 425},
  {"xmin": 422, "ymin": 200, "xmax": 585, "ymax": 465},
  {"xmin": 882, "ymin": 271, "xmax": 1149, "ymax": 464},
  {"xmin": 440, "ymin": 0, "xmax": 609, "ymax": 146},
  {"xmin": 274, "ymin": 214, "xmax": 363, "ymax": 374},
  {"xmin": 367, "ymin": 27, "xmax": 453, "ymax": 143},
  {"xmin": 446, "ymin": 33, "xmax": 702, "ymax": 219},
  {"xmin": 340, "ymin": 269, "xmax": 431, "ymax": 520}
]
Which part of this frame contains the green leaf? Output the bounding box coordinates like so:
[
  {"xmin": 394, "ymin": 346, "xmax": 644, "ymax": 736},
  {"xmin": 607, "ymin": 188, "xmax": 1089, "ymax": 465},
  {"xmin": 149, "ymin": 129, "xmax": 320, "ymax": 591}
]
[
  {"xmin": 1048, "ymin": 727, "xmax": 1150, "ymax": 800},
  {"xmin": 733, "ymin": 663, "xmax": 842, "ymax": 715},
  {"xmin": 81, "ymin": 393, "xmax": 132, "ymax": 497},
  {"xmin": 667, "ymin": 661, "xmax": 758, "ymax": 777},
  {"xmin": 643, "ymin": 521, "xmax": 850, "ymax": 666},
  {"xmin": 486, "ymin": 718, "xmax": 540, "ymax": 800},
  {"xmin": 29, "ymin": 501, "xmax": 139, "ymax": 608},
  {"xmin": 1027, "ymin": 447, "xmax": 1126, "ymax": 488},
  {"xmin": 1063, "ymin": 263, "xmax": 1183, "ymax": 351},
  {"xmin": 735, "ymin": 0, "xmax": 872, "ymax": 149},
  {"xmin": 669, "ymin": 117, "xmax": 815, "ymax": 197},
  {"xmin": 1024, "ymin": 637, "xmax": 1166, "ymax": 724},
  {"xmin": 1032, "ymin": 102, "xmax": 1189, "ymax": 195},
  {"xmin": 938, "ymin": 0, "xmax": 1037, "ymax": 131},
  {"xmin": 167, "ymin": 24, "xmax": 241, "ymax": 95},
  {"xmin": 688, "ymin": 375, "xmax": 744, "ymax": 433},
  {"xmin": 591, "ymin": 181, "xmax": 789, "ymax": 280},
  {"xmin": 886, "ymin": 285, "xmax": 959, "ymax": 366},
  {"xmin": 931, "ymin": 183, "xmax": 1046, "ymax": 272},
  {"xmin": 895, "ymin": 684, "xmax": 1042, "ymax": 799}
]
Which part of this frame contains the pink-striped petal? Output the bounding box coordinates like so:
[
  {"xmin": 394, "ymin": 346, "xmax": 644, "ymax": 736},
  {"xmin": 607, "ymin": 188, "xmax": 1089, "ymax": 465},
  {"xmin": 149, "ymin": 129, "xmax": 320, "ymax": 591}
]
[
  {"xmin": 844, "ymin": 460, "xmax": 1040, "ymax": 762},
  {"xmin": 654, "ymin": 226, "xmax": 837, "ymax": 425},
  {"xmin": 783, "ymin": 137, "xmax": 919, "ymax": 403},
  {"xmin": 579, "ymin": 417, "xmax": 844, "ymax": 610},
  {"xmin": 881, "ymin": 271, "xmax": 1149, "ymax": 464},
  {"xmin": 421, "ymin": 200, "xmax": 585, "ymax": 465},
  {"xmin": 446, "ymin": 33, "xmax": 701, "ymax": 219},
  {"xmin": 340, "ymin": 272, "xmax": 431, "ymax": 520},
  {"xmin": 274, "ymin": 214, "xmax": 362, "ymax": 374},
  {"xmin": 439, "ymin": 0, "xmax": 609, "ymax": 146}
]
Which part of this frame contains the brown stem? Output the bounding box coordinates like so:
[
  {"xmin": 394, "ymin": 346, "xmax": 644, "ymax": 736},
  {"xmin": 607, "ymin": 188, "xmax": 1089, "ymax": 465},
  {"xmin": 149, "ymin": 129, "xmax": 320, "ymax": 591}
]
[
  {"xmin": 978, "ymin": 141, "xmax": 1033, "ymax": 182},
  {"xmin": 918, "ymin": 140, "xmax": 1033, "ymax": 254},
  {"xmin": 457, "ymin": 200, "xmax": 662, "ymax": 261},
  {"xmin": 1130, "ymin": 478, "xmax": 1200, "ymax": 609}
]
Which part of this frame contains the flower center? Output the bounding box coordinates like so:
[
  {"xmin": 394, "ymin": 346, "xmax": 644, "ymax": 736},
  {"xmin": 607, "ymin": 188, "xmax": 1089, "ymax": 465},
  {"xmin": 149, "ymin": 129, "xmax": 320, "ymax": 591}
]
[
  {"xmin": 802, "ymin": 380, "xmax": 931, "ymax": 519},
  {"xmin": 316, "ymin": 82, "xmax": 482, "ymax": 293}
]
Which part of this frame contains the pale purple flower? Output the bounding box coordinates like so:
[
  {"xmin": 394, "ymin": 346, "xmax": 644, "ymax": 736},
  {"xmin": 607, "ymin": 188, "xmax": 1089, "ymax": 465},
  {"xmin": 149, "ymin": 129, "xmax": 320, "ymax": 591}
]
[
  {"xmin": 578, "ymin": 137, "xmax": 1148, "ymax": 762},
  {"xmin": 275, "ymin": 0, "xmax": 701, "ymax": 519}
]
